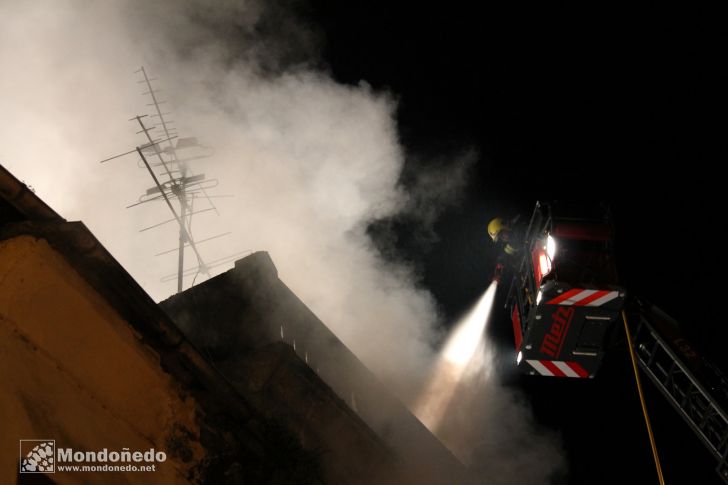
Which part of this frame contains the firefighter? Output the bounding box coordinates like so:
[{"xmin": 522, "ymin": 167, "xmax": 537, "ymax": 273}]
[
  {"xmin": 488, "ymin": 216, "xmax": 522, "ymax": 283},
  {"xmin": 487, "ymin": 217, "xmax": 519, "ymax": 256}
]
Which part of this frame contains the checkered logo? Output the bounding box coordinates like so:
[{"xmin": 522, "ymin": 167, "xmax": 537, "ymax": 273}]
[{"xmin": 19, "ymin": 440, "xmax": 55, "ymax": 473}]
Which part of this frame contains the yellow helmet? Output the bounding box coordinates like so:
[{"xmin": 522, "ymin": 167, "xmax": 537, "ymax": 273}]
[{"xmin": 488, "ymin": 218, "xmax": 504, "ymax": 242}]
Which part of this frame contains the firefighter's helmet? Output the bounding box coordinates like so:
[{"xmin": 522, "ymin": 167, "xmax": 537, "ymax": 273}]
[{"xmin": 488, "ymin": 218, "xmax": 504, "ymax": 242}]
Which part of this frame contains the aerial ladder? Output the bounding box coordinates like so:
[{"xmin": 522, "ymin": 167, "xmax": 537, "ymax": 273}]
[{"xmin": 630, "ymin": 301, "xmax": 728, "ymax": 483}]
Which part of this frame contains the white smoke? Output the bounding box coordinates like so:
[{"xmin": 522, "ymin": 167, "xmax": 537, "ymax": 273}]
[
  {"xmin": 0, "ymin": 0, "xmax": 564, "ymax": 481},
  {"xmin": 0, "ymin": 0, "xmax": 434, "ymax": 396},
  {"xmin": 437, "ymin": 357, "xmax": 567, "ymax": 485}
]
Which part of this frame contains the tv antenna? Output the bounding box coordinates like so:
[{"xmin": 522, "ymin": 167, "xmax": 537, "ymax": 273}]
[{"xmin": 100, "ymin": 66, "xmax": 245, "ymax": 293}]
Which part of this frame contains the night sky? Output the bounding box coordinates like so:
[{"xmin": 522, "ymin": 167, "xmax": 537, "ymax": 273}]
[{"xmin": 306, "ymin": 2, "xmax": 726, "ymax": 484}]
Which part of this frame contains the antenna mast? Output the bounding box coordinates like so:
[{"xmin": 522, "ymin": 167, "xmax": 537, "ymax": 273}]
[{"xmin": 101, "ymin": 66, "xmax": 241, "ymax": 294}]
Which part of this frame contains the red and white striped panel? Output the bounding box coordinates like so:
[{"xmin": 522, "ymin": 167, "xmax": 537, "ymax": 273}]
[
  {"xmin": 546, "ymin": 289, "xmax": 619, "ymax": 307},
  {"xmin": 526, "ymin": 359, "xmax": 590, "ymax": 378}
]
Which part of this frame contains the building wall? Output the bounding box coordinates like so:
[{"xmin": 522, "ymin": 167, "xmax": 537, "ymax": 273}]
[
  {"xmin": 0, "ymin": 233, "xmax": 406, "ymax": 485},
  {"xmin": 0, "ymin": 165, "xmax": 463, "ymax": 484},
  {"xmin": 162, "ymin": 251, "xmax": 472, "ymax": 485},
  {"xmin": 234, "ymin": 342, "xmax": 403, "ymax": 485},
  {"xmin": 0, "ymin": 235, "xmax": 203, "ymax": 484}
]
